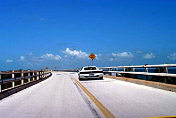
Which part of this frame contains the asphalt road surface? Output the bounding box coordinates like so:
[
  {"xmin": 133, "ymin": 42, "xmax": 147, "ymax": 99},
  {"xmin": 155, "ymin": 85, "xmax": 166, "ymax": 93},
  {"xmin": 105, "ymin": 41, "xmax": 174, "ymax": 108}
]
[{"xmin": 0, "ymin": 72, "xmax": 176, "ymax": 118}]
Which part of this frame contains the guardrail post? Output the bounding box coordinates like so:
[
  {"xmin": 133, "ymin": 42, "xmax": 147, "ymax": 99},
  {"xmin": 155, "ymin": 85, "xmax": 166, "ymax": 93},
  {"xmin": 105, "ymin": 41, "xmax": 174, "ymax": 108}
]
[
  {"xmin": 12, "ymin": 81, "xmax": 15, "ymax": 88},
  {"xmin": 42, "ymin": 72, "xmax": 44, "ymax": 78},
  {"xmin": 40, "ymin": 72, "xmax": 43, "ymax": 78},
  {"xmin": 28, "ymin": 70, "xmax": 30, "ymax": 82},
  {"xmin": 123, "ymin": 67, "xmax": 126, "ymax": 72},
  {"xmin": 32, "ymin": 72, "xmax": 35, "ymax": 81},
  {"xmin": 37, "ymin": 72, "xmax": 39, "ymax": 80},
  {"xmin": 144, "ymin": 68, "xmax": 148, "ymax": 80},
  {"xmin": 12, "ymin": 70, "xmax": 15, "ymax": 88},
  {"xmin": 145, "ymin": 68, "xmax": 148, "ymax": 72},
  {"xmin": 108, "ymin": 68, "xmax": 110, "ymax": 75},
  {"xmin": 12, "ymin": 70, "xmax": 15, "ymax": 78},
  {"xmin": 165, "ymin": 67, "xmax": 168, "ymax": 73},
  {"xmin": 164, "ymin": 67, "xmax": 168, "ymax": 83},
  {"xmin": 39, "ymin": 72, "xmax": 40, "ymax": 78},
  {"xmin": 43, "ymin": 72, "xmax": 45, "ymax": 78},
  {"xmin": 39, "ymin": 72, "xmax": 41, "ymax": 78},
  {"xmin": 21, "ymin": 70, "xmax": 24, "ymax": 85}
]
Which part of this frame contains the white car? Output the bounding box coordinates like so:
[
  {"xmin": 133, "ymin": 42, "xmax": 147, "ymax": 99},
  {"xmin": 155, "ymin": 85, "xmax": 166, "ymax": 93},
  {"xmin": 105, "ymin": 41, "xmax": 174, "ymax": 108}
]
[{"xmin": 78, "ymin": 66, "xmax": 104, "ymax": 80}]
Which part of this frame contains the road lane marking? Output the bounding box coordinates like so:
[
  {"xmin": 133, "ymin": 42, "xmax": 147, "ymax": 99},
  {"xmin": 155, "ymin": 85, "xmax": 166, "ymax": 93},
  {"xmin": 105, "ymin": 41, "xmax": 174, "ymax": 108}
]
[
  {"xmin": 72, "ymin": 78, "xmax": 116, "ymax": 118},
  {"xmin": 71, "ymin": 78, "xmax": 101, "ymax": 118}
]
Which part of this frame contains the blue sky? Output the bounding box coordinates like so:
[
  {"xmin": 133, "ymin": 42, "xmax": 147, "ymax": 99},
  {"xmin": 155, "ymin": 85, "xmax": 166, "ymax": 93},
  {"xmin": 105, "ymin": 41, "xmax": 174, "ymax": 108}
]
[{"xmin": 0, "ymin": 0, "xmax": 176, "ymax": 70}]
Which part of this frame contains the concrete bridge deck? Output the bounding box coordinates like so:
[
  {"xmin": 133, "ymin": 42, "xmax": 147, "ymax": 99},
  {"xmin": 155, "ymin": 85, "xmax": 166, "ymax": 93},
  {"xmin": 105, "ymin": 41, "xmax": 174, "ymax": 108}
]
[{"xmin": 0, "ymin": 72, "xmax": 176, "ymax": 118}]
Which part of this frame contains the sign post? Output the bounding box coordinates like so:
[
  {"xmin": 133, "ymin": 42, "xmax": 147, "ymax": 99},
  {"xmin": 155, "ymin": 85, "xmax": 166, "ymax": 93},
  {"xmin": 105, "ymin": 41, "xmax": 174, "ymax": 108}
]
[
  {"xmin": 89, "ymin": 53, "xmax": 96, "ymax": 65},
  {"xmin": 53, "ymin": 66, "xmax": 56, "ymax": 70}
]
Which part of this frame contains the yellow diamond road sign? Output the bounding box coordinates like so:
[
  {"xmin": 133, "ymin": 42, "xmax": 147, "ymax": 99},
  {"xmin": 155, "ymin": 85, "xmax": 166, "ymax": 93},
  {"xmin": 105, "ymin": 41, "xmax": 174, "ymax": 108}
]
[{"xmin": 89, "ymin": 53, "xmax": 96, "ymax": 60}]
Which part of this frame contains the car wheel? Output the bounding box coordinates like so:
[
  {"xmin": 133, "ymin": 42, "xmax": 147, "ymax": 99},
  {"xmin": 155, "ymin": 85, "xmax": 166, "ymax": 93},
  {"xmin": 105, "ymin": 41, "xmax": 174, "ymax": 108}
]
[{"xmin": 99, "ymin": 77, "xmax": 103, "ymax": 80}]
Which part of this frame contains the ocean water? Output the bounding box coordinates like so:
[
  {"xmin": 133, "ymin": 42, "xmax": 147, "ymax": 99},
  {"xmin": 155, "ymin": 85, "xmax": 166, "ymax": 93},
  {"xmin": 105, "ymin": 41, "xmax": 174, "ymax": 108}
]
[{"xmin": 135, "ymin": 68, "xmax": 176, "ymax": 74}]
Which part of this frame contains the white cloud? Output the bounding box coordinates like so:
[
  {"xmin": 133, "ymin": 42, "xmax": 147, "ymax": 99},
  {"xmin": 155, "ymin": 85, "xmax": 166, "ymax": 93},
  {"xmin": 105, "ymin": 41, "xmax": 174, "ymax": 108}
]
[
  {"xmin": 112, "ymin": 52, "xmax": 134, "ymax": 58},
  {"xmin": 6, "ymin": 59, "xmax": 13, "ymax": 63},
  {"xmin": 54, "ymin": 55, "xmax": 62, "ymax": 60},
  {"xmin": 168, "ymin": 53, "xmax": 176, "ymax": 60},
  {"xmin": 95, "ymin": 54, "xmax": 102, "ymax": 60},
  {"xmin": 20, "ymin": 56, "xmax": 25, "ymax": 61},
  {"xmin": 143, "ymin": 53, "xmax": 155, "ymax": 59},
  {"xmin": 62, "ymin": 48, "xmax": 88, "ymax": 59},
  {"xmin": 41, "ymin": 53, "xmax": 61, "ymax": 61}
]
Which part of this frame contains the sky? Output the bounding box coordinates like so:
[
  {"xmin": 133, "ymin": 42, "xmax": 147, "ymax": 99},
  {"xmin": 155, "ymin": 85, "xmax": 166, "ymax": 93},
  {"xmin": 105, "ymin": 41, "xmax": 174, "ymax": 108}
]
[{"xmin": 0, "ymin": 0, "xmax": 176, "ymax": 70}]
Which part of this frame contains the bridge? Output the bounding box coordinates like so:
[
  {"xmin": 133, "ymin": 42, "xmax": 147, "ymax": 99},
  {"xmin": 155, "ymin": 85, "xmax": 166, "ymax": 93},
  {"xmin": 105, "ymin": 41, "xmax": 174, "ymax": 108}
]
[{"xmin": 0, "ymin": 64, "xmax": 176, "ymax": 118}]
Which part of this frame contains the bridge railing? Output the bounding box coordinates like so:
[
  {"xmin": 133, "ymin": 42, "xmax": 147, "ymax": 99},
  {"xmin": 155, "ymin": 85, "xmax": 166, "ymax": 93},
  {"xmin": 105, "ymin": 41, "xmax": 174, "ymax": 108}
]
[
  {"xmin": 0, "ymin": 70, "xmax": 52, "ymax": 93},
  {"xmin": 100, "ymin": 64, "xmax": 176, "ymax": 83}
]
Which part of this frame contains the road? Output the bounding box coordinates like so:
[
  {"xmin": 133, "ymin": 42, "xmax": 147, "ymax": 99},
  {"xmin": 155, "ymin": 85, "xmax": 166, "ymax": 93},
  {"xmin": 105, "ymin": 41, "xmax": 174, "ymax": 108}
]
[{"xmin": 0, "ymin": 72, "xmax": 176, "ymax": 118}]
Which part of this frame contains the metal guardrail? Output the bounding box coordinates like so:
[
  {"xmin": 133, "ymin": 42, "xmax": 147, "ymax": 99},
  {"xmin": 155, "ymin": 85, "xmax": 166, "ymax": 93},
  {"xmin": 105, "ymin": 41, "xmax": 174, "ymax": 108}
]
[
  {"xmin": 0, "ymin": 70, "xmax": 52, "ymax": 92},
  {"xmin": 100, "ymin": 64, "xmax": 176, "ymax": 69},
  {"xmin": 100, "ymin": 64, "xmax": 176, "ymax": 78},
  {"xmin": 103, "ymin": 71, "xmax": 176, "ymax": 78}
]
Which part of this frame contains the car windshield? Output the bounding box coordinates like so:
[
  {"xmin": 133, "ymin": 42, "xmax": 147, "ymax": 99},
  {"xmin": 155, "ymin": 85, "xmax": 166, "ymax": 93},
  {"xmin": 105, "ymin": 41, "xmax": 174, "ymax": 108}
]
[{"xmin": 84, "ymin": 67, "xmax": 97, "ymax": 70}]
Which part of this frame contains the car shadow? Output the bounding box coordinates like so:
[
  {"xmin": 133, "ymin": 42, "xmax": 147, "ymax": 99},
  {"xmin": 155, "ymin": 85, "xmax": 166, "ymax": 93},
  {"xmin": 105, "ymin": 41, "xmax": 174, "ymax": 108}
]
[{"xmin": 79, "ymin": 78, "xmax": 104, "ymax": 81}]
